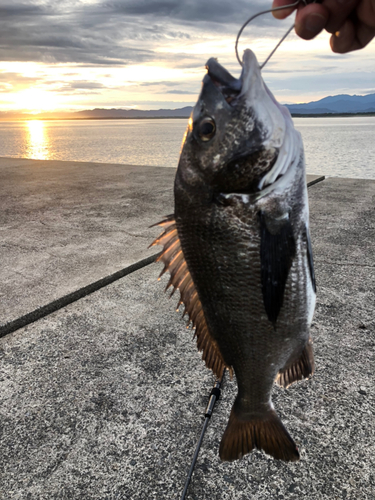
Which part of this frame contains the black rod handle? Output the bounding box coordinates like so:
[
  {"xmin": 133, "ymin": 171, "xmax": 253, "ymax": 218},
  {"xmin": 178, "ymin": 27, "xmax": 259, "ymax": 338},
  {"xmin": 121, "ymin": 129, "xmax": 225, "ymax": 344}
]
[{"xmin": 180, "ymin": 370, "xmax": 226, "ymax": 500}]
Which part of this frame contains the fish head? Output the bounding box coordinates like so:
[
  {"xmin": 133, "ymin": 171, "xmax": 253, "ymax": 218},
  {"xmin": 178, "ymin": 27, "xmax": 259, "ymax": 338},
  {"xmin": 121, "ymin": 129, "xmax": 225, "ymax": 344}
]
[{"xmin": 177, "ymin": 49, "xmax": 294, "ymax": 196}]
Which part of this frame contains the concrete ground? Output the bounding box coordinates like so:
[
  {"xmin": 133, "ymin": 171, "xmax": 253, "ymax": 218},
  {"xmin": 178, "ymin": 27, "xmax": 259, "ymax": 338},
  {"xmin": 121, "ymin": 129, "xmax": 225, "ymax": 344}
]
[
  {"xmin": 0, "ymin": 158, "xmax": 373, "ymax": 499},
  {"xmin": 0, "ymin": 157, "xmax": 174, "ymax": 332}
]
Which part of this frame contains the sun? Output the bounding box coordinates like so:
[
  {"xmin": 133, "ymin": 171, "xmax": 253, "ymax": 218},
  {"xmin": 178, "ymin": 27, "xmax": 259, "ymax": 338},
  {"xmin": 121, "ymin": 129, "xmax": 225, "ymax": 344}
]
[{"xmin": 13, "ymin": 88, "xmax": 61, "ymax": 113}]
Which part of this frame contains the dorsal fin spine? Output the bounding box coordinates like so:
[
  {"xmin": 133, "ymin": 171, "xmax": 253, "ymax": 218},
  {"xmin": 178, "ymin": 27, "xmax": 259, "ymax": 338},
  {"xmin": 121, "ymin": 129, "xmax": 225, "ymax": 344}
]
[
  {"xmin": 158, "ymin": 237, "xmax": 180, "ymax": 262},
  {"xmin": 172, "ymin": 263, "xmax": 188, "ymax": 284},
  {"xmin": 158, "ymin": 227, "xmax": 177, "ymax": 242},
  {"xmin": 151, "ymin": 228, "xmax": 178, "ymax": 249},
  {"xmin": 166, "ymin": 251, "xmax": 184, "ymax": 277},
  {"xmin": 190, "ymin": 300, "xmax": 201, "ymax": 324}
]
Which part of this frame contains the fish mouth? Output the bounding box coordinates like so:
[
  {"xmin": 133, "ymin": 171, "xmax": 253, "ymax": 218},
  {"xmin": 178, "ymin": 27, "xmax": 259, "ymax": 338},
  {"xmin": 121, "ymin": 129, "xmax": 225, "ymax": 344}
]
[
  {"xmin": 205, "ymin": 50, "xmax": 263, "ymax": 107},
  {"xmin": 205, "ymin": 58, "xmax": 242, "ymax": 104}
]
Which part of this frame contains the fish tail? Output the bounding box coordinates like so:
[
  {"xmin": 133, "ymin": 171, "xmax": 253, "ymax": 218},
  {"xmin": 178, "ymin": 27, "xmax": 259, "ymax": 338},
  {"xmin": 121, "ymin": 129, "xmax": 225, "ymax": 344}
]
[{"xmin": 219, "ymin": 404, "xmax": 299, "ymax": 462}]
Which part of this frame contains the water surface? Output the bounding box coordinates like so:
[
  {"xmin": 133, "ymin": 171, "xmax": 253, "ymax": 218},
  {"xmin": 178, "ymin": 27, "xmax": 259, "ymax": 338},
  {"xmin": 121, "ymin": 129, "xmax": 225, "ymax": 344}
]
[{"xmin": 0, "ymin": 116, "xmax": 374, "ymax": 179}]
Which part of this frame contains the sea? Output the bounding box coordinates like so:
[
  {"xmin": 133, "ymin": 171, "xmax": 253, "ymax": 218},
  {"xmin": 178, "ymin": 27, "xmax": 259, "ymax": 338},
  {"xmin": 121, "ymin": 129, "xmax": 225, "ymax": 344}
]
[{"xmin": 0, "ymin": 116, "xmax": 374, "ymax": 179}]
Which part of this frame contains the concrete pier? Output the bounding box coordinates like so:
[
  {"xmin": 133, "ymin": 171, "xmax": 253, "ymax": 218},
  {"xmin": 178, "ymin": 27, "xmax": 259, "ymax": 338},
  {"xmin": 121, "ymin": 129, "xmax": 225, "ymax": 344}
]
[{"xmin": 0, "ymin": 157, "xmax": 374, "ymax": 499}]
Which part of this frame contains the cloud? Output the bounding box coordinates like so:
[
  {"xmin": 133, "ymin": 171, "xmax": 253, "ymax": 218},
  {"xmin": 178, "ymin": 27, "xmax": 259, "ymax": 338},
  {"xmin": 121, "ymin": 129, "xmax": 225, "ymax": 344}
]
[
  {"xmin": 0, "ymin": 0, "xmax": 287, "ymax": 66},
  {"xmin": 51, "ymin": 80, "xmax": 108, "ymax": 94},
  {"xmin": 314, "ymin": 53, "xmax": 353, "ymax": 60},
  {"xmin": 266, "ymin": 69, "xmax": 375, "ymax": 102},
  {"xmin": 0, "ymin": 2, "xmax": 43, "ymax": 17},
  {"xmin": 0, "ymin": 71, "xmax": 41, "ymax": 91},
  {"xmin": 108, "ymin": 0, "xmax": 267, "ymax": 25},
  {"xmin": 165, "ymin": 89, "xmax": 197, "ymax": 94},
  {"xmin": 138, "ymin": 81, "xmax": 183, "ymax": 87},
  {"xmin": 68, "ymin": 80, "xmax": 105, "ymax": 89},
  {"xmin": 0, "ymin": 2, "xmax": 155, "ymax": 65},
  {"xmin": 0, "ymin": 72, "xmax": 38, "ymax": 83}
]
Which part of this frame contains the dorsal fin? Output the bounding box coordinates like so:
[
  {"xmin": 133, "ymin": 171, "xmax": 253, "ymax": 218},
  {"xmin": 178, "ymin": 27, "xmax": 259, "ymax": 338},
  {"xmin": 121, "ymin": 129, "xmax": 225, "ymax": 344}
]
[{"xmin": 150, "ymin": 215, "xmax": 232, "ymax": 378}]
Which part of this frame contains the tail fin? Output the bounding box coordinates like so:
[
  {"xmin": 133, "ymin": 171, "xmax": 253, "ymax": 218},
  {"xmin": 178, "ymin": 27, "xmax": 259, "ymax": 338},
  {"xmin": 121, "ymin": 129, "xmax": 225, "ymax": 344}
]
[{"xmin": 219, "ymin": 405, "xmax": 299, "ymax": 462}]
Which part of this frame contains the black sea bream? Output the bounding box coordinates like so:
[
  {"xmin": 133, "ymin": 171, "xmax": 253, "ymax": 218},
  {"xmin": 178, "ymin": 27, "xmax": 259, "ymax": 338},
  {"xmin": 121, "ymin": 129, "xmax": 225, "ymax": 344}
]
[{"xmin": 151, "ymin": 49, "xmax": 316, "ymax": 462}]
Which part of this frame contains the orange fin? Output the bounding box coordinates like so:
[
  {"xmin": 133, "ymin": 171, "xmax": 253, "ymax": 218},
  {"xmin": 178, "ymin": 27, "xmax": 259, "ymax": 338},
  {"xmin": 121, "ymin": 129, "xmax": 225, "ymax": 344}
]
[
  {"xmin": 219, "ymin": 406, "xmax": 299, "ymax": 462},
  {"xmin": 150, "ymin": 216, "xmax": 232, "ymax": 379},
  {"xmin": 276, "ymin": 339, "xmax": 315, "ymax": 389}
]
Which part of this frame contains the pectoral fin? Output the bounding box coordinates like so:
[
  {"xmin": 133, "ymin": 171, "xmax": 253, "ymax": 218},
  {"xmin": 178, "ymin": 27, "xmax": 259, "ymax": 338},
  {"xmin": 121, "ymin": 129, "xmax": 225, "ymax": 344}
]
[
  {"xmin": 150, "ymin": 216, "xmax": 232, "ymax": 378},
  {"xmin": 259, "ymin": 212, "xmax": 296, "ymax": 325}
]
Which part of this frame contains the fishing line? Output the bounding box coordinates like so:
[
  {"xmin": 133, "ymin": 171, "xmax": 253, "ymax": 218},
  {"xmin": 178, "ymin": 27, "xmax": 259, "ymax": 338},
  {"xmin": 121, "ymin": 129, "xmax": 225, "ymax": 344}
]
[
  {"xmin": 235, "ymin": 0, "xmax": 320, "ymax": 68},
  {"xmin": 180, "ymin": 370, "xmax": 225, "ymax": 500}
]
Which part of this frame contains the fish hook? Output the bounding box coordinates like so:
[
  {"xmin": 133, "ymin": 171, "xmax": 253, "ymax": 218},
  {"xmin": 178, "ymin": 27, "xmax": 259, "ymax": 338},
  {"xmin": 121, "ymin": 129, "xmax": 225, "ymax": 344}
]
[{"xmin": 235, "ymin": 0, "xmax": 319, "ymax": 69}]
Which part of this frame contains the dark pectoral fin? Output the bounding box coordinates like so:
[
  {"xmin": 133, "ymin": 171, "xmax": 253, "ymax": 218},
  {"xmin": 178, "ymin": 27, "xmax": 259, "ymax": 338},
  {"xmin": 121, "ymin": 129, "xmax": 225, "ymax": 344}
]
[
  {"xmin": 150, "ymin": 216, "xmax": 232, "ymax": 378},
  {"xmin": 306, "ymin": 226, "xmax": 316, "ymax": 293},
  {"xmin": 259, "ymin": 212, "xmax": 296, "ymax": 325}
]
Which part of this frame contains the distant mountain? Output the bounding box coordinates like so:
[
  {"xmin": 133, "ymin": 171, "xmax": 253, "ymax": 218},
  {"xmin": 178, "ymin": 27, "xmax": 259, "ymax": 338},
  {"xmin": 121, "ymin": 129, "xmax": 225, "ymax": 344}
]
[
  {"xmin": 74, "ymin": 107, "xmax": 194, "ymax": 119},
  {"xmin": 285, "ymin": 93, "xmax": 375, "ymax": 114},
  {"xmin": 2, "ymin": 93, "xmax": 375, "ymax": 120}
]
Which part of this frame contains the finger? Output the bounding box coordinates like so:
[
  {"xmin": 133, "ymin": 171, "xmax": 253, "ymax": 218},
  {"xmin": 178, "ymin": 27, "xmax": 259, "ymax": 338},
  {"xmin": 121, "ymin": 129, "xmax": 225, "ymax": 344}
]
[
  {"xmin": 330, "ymin": 18, "xmax": 375, "ymax": 51},
  {"xmin": 356, "ymin": 0, "xmax": 375, "ymax": 29},
  {"xmin": 322, "ymin": 0, "xmax": 361, "ymax": 34},
  {"xmin": 272, "ymin": 0, "xmax": 298, "ymax": 19},
  {"xmin": 330, "ymin": 19, "xmax": 356, "ymax": 51},
  {"xmin": 295, "ymin": 3, "xmax": 329, "ymax": 39}
]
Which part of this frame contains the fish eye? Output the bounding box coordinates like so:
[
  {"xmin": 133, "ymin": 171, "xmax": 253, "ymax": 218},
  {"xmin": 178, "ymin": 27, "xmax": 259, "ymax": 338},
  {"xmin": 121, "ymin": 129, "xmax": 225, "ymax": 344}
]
[{"xmin": 197, "ymin": 117, "xmax": 216, "ymax": 142}]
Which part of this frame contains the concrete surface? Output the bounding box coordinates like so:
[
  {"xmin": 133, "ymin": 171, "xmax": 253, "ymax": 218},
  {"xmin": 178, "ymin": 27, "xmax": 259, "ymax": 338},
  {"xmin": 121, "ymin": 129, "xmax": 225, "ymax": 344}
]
[
  {"xmin": 0, "ymin": 176, "xmax": 374, "ymax": 499},
  {"xmin": 0, "ymin": 157, "xmax": 174, "ymax": 330},
  {"xmin": 0, "ymin": 156, "xmax": 323, "ymax": 336}
]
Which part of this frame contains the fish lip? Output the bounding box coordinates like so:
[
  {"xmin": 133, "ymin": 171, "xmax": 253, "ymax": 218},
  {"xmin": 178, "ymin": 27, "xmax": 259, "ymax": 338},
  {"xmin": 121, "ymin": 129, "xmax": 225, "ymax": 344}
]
[
  {"xmin": 205, "ymin": 58, "xmax": 242, "ymax": 97},
  {"xmin": 237, "ymin": 49, "xmax": 266, "ymax": 105},
  {"xmin": 240, "ymin": 50, "xmax": 260, "ymax": 77}
]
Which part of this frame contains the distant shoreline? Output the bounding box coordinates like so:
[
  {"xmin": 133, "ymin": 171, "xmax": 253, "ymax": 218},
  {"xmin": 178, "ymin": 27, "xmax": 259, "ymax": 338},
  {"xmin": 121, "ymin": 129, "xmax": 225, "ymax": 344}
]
[
  {"xmin": 292, "ymin": 112, "xmax": 375, "ymax": 118},
  {"xmin": 1, "ymin": 112, "xmax": 375, "ymax": 122}
]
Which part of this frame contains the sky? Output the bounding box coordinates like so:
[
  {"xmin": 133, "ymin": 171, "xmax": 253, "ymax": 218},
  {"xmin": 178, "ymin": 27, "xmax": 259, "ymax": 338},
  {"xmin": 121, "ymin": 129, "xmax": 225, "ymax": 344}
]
[{"xmin": 1, "ymin": 0, "xmax": 375, "ymax": 114}]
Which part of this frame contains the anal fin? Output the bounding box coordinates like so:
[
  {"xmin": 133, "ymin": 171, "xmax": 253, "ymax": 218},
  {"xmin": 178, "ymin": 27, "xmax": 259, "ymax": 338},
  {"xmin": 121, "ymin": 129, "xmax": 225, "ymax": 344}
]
[
  {"xmin": 219, "ymin": 405, "xmax": 299, "ymax": 462},
  {"xmin": 276, "ymin": 339, "xmax": 315, "ymax": 389},
  {"xmin": 150, "ymin": 216, "xmax": 232, "ymax": 379}
]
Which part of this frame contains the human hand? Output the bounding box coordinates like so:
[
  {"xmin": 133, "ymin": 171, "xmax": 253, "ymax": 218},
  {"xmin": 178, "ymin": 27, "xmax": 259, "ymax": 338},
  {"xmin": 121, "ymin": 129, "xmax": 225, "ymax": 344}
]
[{"xmin": 271, "ymin": 0, "xmax": 375, "ymax": 53}]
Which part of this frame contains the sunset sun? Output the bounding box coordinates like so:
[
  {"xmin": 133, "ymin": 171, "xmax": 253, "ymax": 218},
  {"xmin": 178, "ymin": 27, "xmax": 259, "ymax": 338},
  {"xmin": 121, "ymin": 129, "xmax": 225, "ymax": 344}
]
[{"xmin": 13, "ymin": 88, "xmax": 61, "ymax": 113}]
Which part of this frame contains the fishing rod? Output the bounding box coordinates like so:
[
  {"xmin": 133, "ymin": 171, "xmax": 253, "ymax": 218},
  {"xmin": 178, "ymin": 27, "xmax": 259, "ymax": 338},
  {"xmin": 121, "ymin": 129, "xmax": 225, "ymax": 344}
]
[{"xmin": 180, "ymin": 370, "xmax": 226, "ymax": 500}]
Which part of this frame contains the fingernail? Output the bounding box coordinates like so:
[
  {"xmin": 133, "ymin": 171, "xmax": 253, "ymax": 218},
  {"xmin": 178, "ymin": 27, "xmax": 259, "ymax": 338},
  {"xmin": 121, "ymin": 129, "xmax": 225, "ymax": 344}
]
[{"xmin": 305, "ymin": 13, "xmax": 327, "ymax": 33}]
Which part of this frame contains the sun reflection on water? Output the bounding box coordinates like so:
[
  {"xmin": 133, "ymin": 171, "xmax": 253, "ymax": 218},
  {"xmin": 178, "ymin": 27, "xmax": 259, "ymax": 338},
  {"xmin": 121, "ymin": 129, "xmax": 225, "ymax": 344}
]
[{"xmin": 26, "ymin": 120, "xmax": 49, "ymax": 160}]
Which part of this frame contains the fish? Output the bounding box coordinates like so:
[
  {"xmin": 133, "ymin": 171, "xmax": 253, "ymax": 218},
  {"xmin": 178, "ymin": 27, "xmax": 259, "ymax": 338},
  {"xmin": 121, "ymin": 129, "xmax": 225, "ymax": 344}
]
[{"xmin": 150, "ymin": 49, "xmax": 316, "ymax": 462}]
